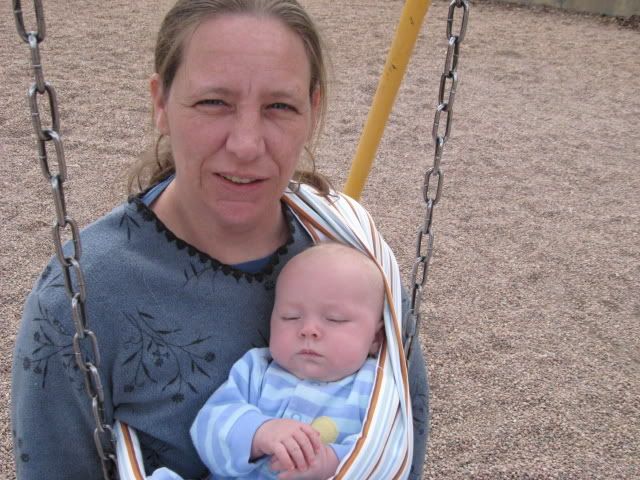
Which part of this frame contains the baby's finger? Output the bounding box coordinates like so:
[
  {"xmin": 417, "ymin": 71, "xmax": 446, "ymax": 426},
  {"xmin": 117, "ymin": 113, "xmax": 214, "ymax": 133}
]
[
  {"xmin": 277, "ymin": 470, "xmax": 300, "ymax": 480},
  {"xmin": 300, "ymin": 424, "xmax": 323, "ymax": 453},
  {"xmin": 283, "ymin": 436, "xmax": 309, "ymax": 471},
  {"xmin": 292, "ymin": 428, "xmax": 318, "ymax": 464},
  {"xmin": 270, "ymin": 457, "xmax": 296, "ymax": 473},
  {"xmin": 272, "ymin": 443, "xmax": 295, "ymax": 472}
]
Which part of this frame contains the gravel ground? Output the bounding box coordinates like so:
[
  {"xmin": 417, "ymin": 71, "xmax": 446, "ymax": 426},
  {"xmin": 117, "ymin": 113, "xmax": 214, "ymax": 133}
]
[{"xmin": 1, "ymin": 0, "xmax": 638, "ymax": 478}]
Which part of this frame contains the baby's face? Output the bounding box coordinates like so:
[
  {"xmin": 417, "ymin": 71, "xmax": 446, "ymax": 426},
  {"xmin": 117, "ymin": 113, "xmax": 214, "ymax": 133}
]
[{"xmin": 270, "ymin": 247, "xmax": 383, "ymax": 382}]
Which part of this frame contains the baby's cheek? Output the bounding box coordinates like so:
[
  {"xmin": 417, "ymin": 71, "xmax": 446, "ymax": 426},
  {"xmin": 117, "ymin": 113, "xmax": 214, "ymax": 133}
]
[
  {"xmin": 335, "ymin": 345, "xmax": 368, "ymax": 372},
  {"xmin": 269, "ymin": 336, "xmax": 288, "ymax": 365}
]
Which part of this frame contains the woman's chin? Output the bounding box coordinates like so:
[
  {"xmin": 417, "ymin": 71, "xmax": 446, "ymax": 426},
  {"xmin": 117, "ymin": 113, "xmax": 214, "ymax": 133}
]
[{"xmin": 207, "ymin": 200, "xmax": 281, "ymax": 234}]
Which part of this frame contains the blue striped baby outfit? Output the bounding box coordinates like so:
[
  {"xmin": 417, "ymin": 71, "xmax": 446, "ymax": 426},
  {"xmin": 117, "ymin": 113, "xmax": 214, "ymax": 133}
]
[{"xmin": 190, "ymin": 347, "xmax": 376, "ymax": 479}]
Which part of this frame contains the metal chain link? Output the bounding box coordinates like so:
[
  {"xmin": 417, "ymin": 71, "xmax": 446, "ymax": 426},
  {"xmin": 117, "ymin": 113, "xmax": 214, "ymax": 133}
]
[
  {"xmin": 12, "ymin": 2, "xmax": 118, "ymax": 478},
  {"xmin": 406, "ymin": 0, "xmax": 469, "ymax": 357}
]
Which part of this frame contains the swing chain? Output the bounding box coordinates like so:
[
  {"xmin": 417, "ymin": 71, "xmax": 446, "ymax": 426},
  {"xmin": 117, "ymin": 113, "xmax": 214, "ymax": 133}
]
[
  {"xmin": 406, "ymin": 0, "xmax": 469, "ymax": 357},
  {"xmin": 13, "ymin": 1, "xmax": 118, "ymax": 478}
]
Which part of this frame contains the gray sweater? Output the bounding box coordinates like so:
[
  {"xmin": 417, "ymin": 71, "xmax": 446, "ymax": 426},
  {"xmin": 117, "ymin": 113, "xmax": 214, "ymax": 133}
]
[{"xmin": 11, "ymin": 192, "xmax": 428, "ymax": 479}]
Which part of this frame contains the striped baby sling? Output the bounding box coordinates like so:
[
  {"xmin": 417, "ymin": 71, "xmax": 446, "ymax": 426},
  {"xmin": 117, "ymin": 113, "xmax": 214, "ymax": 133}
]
[
  {"xmin": 116, "ymin": 184, "xmax": 414, "ymax": 479},
  {"xmin": 283, "ymin": 185, "xmax": 414, "ymax": 479}
]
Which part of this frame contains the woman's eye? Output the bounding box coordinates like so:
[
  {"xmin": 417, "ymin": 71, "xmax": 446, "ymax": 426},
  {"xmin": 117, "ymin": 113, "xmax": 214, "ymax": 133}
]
[
  {"xmin": 268, "ymin": 102, "xmax": 297, "ymax": 112},
  {"xmin": 197, "ymin": 99, "xmax": 226, "ymax": 106}
]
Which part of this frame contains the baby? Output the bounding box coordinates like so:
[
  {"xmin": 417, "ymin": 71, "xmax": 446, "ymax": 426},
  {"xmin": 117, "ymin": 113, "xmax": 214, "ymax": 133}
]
[{"xmin": 191, "ymin": 242, "xmax": 386, "ymax": 479}]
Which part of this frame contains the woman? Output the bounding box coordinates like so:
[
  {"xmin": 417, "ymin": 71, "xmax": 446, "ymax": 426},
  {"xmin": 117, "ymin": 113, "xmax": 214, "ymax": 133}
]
[{"xmin": 11, "ymin": 1, "xmax": 428, "ymax": 478}]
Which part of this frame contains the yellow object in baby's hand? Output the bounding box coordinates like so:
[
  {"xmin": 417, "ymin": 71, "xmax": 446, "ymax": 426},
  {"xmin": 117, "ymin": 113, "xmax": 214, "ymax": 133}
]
[{"xmin": 311, "ymin": 416, "xmax": 339, "ymax": 444}]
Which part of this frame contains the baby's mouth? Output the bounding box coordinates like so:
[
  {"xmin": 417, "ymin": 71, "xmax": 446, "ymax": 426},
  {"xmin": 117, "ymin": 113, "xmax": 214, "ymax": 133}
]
[{"xmin": 299, "ymin": 349, "xmax": 321, "ymax": 356}]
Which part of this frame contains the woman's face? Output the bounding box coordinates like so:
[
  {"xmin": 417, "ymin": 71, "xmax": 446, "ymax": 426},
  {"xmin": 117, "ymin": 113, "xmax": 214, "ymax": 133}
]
[{"xmin": 151, "ymin": 14, "xmax": 319, "ymax": 232}]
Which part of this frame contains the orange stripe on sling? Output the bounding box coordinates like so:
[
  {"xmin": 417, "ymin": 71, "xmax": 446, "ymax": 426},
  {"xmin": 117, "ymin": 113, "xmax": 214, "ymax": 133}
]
[{"xmin": 121, "ymin": 423, "xmax": 145, "ymax": 480}]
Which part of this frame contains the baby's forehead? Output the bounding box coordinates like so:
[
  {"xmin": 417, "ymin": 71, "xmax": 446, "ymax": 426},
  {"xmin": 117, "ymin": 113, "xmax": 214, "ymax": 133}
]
[
  {"xmin": 291, "ymin": 244, "xmax": 383, "ymax": 286},
  {"xmin": 301, "ymin": 243, "xmax": 374, "ymax": 268}
]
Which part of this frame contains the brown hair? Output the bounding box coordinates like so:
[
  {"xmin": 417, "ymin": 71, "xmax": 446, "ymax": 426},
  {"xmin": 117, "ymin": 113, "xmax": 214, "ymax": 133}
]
[{"xmin": 128, "ymin": 0, "xmax": 331, "ymax": 194}]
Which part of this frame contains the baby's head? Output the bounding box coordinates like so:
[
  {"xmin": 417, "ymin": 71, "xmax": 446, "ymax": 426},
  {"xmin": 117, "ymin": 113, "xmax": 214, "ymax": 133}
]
[{"xmin": 270, "ymin": 242, "xmax": 385, "ymax": 382}]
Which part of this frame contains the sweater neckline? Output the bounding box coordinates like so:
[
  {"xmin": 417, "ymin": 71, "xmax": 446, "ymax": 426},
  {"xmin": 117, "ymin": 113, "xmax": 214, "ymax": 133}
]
[{"xmin": 127, "ymin": 194, "xmax": 296, "ymax": 283}]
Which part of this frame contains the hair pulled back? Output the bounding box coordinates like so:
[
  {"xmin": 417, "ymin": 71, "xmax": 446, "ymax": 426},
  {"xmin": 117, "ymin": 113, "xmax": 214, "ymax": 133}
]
[{"xmin": 128, "ymin": 0, "xmax": 330, "ymax": 194}]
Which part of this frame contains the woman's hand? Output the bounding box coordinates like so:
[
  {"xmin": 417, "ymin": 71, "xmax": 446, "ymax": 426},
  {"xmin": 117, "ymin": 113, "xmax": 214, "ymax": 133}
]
[
  {"xmin": 271, "ymin": 443, "xmax": 339, "ymax": 480},
  {"xmin": 252, "ymin": 419, "xmax": 322, "ymax": 473}
]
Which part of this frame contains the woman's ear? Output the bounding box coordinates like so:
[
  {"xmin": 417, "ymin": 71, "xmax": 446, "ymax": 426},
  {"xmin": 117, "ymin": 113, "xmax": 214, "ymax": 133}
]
[
  {"xmin": 310, "ymin": 86, "xmax": 321, "ymax": 110},
  {"xmin": 309, "ymin": 86, "xmax": 322, "ymax": 132},
  {"xmin": 150, "ymin": 73, "xmax": 169, "ymax": 135}
]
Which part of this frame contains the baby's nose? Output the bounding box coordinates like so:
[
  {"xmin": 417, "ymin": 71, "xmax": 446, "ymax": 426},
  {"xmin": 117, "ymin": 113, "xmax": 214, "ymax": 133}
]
[{"xmin": 299, "ymin": 320, "xmax": 320, "ymax": 338}]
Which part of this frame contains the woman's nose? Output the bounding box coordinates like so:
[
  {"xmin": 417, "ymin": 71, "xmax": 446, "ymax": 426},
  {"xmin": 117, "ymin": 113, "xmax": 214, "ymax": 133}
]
[{"xmin": 225, "ymin": 109, "xmax": 265, "ymax": 162}]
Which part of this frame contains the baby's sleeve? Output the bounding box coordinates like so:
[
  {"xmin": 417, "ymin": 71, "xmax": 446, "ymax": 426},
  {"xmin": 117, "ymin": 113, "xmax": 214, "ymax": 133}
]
[{"xmin": 190, "ymin": 348, "xmax": 272, "ymax": 477}]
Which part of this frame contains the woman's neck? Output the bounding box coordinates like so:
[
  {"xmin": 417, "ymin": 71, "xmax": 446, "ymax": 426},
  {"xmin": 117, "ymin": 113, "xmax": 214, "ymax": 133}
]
[{"xmin": 151, "ymin": 182, "xmax": 288, "ymax": 265}]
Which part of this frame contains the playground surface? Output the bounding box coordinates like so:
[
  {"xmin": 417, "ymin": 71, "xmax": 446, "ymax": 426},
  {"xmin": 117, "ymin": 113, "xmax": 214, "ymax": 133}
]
[{"xmin": 1, "ymin": 0, "xmax": 638, "ymax": 478}]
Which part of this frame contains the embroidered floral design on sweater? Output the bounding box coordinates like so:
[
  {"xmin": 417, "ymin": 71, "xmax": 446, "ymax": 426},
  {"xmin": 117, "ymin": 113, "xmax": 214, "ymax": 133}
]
[
  {"xmin": 122, "ymin": 309, "xmax": 216, "ymax": 402},
  {"xmin": 19, "ymin": 299, "xmax": 79, "ymax": 390},
  {"xmin": 119, "ymin": 211, "xmax": 141, "ymax": 241},
  {"xmin": 13, "ymin": 430, "xmax": 30, "ymax": 464}
]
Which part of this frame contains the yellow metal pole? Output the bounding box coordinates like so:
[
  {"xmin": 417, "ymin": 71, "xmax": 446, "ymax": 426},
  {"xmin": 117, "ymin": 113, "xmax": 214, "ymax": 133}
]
[{"xmin": 343, "ymin": 0, "xmax": 433, "ymax": 200}]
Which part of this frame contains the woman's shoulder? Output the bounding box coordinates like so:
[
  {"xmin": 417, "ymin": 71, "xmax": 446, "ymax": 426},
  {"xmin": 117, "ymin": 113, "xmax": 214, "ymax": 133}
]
[
  {"xmin": 82, "ymin": 196, "xmax": 153, "ymax": 241},
  {"xmin": 26, "ymin": 198, "xmax": 160, "ymax": 311}
]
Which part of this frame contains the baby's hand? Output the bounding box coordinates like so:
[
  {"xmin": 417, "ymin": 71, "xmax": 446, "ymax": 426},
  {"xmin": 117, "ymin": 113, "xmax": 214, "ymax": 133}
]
[
  {"xmin": 271, "ymin": 444, "xmax": 339, "ymax": 480},
  {"xmin": 252, "ymin": 419, "xmax": 322, "ymax": 473}
]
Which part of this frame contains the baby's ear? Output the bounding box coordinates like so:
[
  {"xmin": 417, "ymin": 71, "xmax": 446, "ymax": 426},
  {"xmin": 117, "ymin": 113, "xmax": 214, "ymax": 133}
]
[{"xmin": 369, "ymin": 323, "xmax": 385, "ymax": 355}]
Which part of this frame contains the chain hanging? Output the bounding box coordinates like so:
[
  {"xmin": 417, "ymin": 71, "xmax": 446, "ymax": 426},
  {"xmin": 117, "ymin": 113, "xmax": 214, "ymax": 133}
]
[
  {"xmin": 405, "ymin": 0, "xmax": 469, "ymax": 357},
  {"xmin": 12, "ymin": 1, "xmax": 118, "ymax": 478}
]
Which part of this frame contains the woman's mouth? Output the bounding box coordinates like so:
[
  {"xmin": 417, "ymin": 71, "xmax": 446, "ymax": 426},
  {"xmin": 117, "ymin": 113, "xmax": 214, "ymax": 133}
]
[{"xmin": 219, "ymin": 174, "xmax": 259, "ymax": 184}]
